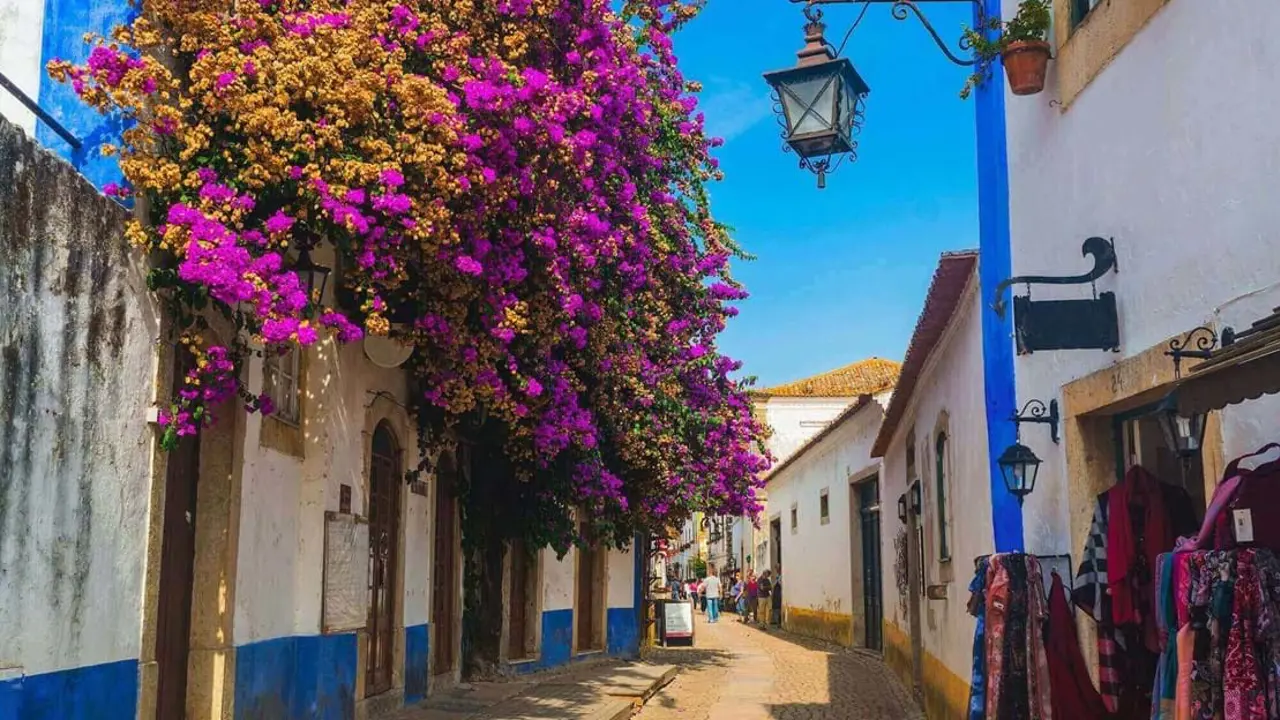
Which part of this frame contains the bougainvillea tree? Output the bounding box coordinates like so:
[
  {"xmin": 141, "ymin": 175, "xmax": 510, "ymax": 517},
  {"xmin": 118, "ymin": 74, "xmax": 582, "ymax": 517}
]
[{"xmin": 53, "ymin": 0, "xmax": 770, "ymax": 558}]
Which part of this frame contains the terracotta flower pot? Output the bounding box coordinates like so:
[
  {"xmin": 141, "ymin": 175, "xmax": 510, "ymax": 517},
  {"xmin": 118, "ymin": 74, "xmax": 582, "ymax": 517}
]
[{"xmin": 1001, "ymin": 40, "xmax": 1051, "ymax": 96}]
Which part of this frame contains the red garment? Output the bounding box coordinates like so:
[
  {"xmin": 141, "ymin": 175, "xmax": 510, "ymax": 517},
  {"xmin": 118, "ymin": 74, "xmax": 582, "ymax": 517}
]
[
  {"xmin": 1047, "ymin": 571, "xmax": 1110, "ymax": 720},
  {"xmin": 1108, "ymin": 466, "xmax": 1174, "ymax": 636}
]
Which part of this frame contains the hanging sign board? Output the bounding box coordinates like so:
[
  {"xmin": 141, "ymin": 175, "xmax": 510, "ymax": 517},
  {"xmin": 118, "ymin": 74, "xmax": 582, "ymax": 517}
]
[{"xmin": 663, "ymin": 601, "xmax": 694, "ymax": 641}]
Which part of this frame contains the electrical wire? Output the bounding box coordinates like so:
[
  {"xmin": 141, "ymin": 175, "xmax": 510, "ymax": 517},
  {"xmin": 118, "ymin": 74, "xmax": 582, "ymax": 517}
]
[{"xmin": 834, "ymin": 0, "xmax": 873, "ymax": 57}]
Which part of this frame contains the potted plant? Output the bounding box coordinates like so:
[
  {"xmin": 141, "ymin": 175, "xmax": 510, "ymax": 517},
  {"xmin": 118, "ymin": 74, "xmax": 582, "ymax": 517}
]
[{"xmin": 960, "ymin": 0, "xmax": 1052, "ymax": 99}]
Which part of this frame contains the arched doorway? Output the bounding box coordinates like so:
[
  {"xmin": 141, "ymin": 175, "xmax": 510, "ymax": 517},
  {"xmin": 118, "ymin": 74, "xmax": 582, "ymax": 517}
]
[{"xmin": 367, "ymin": 422, "xmax": 401, "ymax": 697}]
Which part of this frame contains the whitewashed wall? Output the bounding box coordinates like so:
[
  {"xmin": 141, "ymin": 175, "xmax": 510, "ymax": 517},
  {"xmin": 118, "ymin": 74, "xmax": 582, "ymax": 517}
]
[
  {"xmin": 760, "ymin": 397, "xmax": 859, "ymax": 464},
  {"xmin": 880, "ymin": 279, "xmax": 991, "ymax": 683},
  {"xmin": 765, "ymin": 401, "xmax": 885, "ymax": 618},
  {"xmin": 0, "ymin": 0, "xmax": 45, "ymax": 132},
  {"xmin": 233, "ymin": 341, "xmax": 430, "ymax": 645},
  {"xmin": 0, "ymin": 115, "xmax": 156, "ymax": 681},
  {"xmin": 607, "ymin": 548, "xmax": 634, "ymax": 608},
  {"xmin": 1004, "ymin": 0, "xmax": 1280, "ymax": 554}
]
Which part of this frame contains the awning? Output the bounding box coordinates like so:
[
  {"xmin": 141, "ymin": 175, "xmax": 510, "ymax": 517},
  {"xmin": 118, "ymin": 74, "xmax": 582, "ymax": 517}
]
[{"xmin": 1178, "ymin": 308, "xmax": 1280, "ymax": 415}]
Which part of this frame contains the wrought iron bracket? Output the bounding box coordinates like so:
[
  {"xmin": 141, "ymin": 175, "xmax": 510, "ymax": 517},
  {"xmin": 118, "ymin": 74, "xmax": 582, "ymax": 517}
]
[
  {"xmin": 1011, "ymin": 398, "xmax": 1059, "ymax": 444},
  {"xmin": 1166, "ymin": 326, "xmax": 1219, "ymax": 379},
  {"xmin": 0, "ymin": 70, "xmax": 82, "ymax": 150},
  {"xmin": 793, "ymin": 0, "xmax": 982, "ymax": 67},
  {"xmin": 992, "ymin": 236, "xmax": 1119, "ymax": 319}
]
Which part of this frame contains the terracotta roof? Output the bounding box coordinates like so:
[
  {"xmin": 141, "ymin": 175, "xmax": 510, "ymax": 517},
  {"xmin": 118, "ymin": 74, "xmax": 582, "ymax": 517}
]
[
  {"xmin": 871, "ymin": 251, "xmax": 979, "ymax": 458},
  {"xmin": 765, "ymin": 394, "xmax": 879, "ymax": 484},
  {"xmin": 752, "ymin": 357, "xmax": 901, "ymax": 398}
]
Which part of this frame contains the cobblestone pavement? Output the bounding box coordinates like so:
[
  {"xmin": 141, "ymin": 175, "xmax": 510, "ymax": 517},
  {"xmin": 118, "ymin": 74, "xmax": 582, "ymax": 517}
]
[{"xmin": 637, "ymin": 612, "xmax": 923, "ymax": 720}]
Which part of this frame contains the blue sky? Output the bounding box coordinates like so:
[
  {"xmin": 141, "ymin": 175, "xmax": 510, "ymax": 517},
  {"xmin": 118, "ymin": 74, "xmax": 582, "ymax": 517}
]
[{"xmin": 673, "ymin": 0, "xmax": 981, "ymax": 387}]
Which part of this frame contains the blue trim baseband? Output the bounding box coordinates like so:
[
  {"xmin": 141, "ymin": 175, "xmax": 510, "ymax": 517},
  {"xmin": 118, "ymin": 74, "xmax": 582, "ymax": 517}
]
[
  {"xmin": 234, "ymin": 634, "xmax": 357, "ymax": 720},
  {"xmin": 974, "ymin": 0, "xmax": 1024, "ymax": 553},
  {"xmin": 606, "ymin": 608, "xmax": 639, "ymax": 657},
  {"xmin": 0, "ymin": 658, "xmax": 138, "ymax": 720},
  {"xmin": 404, "ymin": 624, "xmax": 429, "ymax": 705}
]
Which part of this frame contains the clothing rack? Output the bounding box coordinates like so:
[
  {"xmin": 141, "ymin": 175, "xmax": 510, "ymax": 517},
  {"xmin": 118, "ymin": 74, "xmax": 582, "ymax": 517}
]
[{"xmin": 973, "ymin": 552, "xmax": 1075, "ymax": 600}]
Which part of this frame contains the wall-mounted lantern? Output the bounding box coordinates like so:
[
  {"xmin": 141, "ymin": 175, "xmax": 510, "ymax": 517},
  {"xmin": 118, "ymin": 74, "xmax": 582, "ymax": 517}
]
[
  {"xmin": 897, "ymin": 493, "xmax": 908, "ymax": 523},
  {"xmin": 762, "ymin": 6, "xmax": 870, "ymax": 189},
  {"xmin": 991, "ymin": 237, "xmax": 1120, "ymax": 354},
  {"xmin": 290, "ymin": 245, "xmax": 332, "ymax": 309},
  {"xmin": 997, "ymin": 441, "xmax": 1042, "ymax": 505},
  {"xmin": 764, "ymin": 0, "xmax": 981, "ymax": 188},
  {"xmin": 1012, "ymin": 399, "xmax": 1060, "ymax": 445},
  {"xmin": 909, "ymin": 481, "xmax": 922, "ymax": 516},
  {"xmin": 1155, "ymin": 393, "xmax": 1209, "ymax": 469}
]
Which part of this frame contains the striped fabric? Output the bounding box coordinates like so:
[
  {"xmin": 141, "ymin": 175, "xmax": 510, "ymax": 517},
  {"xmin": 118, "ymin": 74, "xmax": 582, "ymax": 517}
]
[{"xmin": 1072, "ymin": 494, "xmax": 1127, "ymax": 712}]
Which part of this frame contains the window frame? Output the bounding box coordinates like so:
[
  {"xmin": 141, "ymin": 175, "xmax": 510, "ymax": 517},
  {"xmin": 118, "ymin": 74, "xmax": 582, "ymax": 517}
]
[
  {"xmin": 935, "ymin": 431, "xmax": 951, "ymax": 562},
  {"xmin": 819, "ymin": 488, "xmax": 830, "ymax": 525},
  {"xmin": 790, "ymin": 503, "xmax": 798, "ymax": 534},
  {"xmin": 264, "ymin": 346, "xmax": 302, "ymax": 426}
]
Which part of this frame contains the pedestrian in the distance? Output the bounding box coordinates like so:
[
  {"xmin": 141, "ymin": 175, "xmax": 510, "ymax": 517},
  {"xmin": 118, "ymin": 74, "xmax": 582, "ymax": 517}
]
[
  {"xmin": 737, "ymin": 571, "xmax": 747, "ymax": 617},
  {"xmin": 757, "ymin": 570, "xmax": 773, "ymax": 628},
  {"xmin": 698, "ymin": 577, "xmax": 707, "ymax": 613},
  {"xmin": 703, "ymin": 567, "xmax": 722, "ymax": 623},
  {"xmin": 687, "ymin": 578, "xmax": 699, "ymax": 609},
  {"xmin": 771, "ymin": 567, "xmax": 783, "ymax": 627},
  {"xmin": 743, "ymin": 569, "xmax": 759, "ymax": 624}
]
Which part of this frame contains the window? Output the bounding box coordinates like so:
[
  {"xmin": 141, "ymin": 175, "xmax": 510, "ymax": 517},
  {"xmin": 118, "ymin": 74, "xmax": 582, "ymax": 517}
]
[
  {"xmin": 1071, "ymin": 0, "xmax": 1100, "ymax": 26},
  {"xmin": 264, "ymin": 346, "xmax": 301, "ymax": 425},
  {"xmin": 935, "ymin": 432, "xmax": 951, "ymax": 561},
  {"xmin": 819, "ymin": 488, "xmax": 830, "ymax": 525},
  {"xmin": 790, "ymin": 503, "xmax": 798, "ymax": 534}
]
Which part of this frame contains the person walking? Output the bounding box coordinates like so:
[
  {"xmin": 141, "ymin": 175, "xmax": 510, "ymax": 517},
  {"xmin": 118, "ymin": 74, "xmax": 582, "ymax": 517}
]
[
  {"xmin": 697, "ymin": 577, "xmax": 707, "ymax": 613},
  {"xmin": 687, "ymin": 578, "xmax": 699, "ymax": 610},
  {"xmin": 771, "ymin": 567, "xmax": 783, "ymax": 627},
  {"xmin": 702, "ymin": 567, "xmax": 722, "ymax": 623},
  {"xmin": 757, "ymin": 570, "xmax": 774, "ymax": 628},
  {"xmin": 743, "ymin": 569, "xmax": 759, "ymax": 624},
  {"xmin": 730, "ymin": 572, "xmax": 745, "ymax": 619}
]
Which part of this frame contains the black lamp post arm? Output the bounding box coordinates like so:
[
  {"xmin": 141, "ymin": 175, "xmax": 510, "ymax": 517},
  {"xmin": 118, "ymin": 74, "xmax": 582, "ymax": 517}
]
[{"xmin": 790, "ymin": 0, "xmax": 982, "ymax": 67}]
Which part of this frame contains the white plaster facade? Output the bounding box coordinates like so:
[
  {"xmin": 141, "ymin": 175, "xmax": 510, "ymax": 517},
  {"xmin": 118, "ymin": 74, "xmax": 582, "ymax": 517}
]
[
  {"xmin": 875, "ymin": 263, "xmax": 992, "ymax": 712},
  {"xmin": 1003, "ymin": 0, "xmax": 1280, "ymax": 556},
  {"xmin": 758, "ymin": 396, "xmax": 861, "ymax": 465},
  {"xmin": 0, "ymin": 0, "xmax": 45, "ymax": 133},
  {"xmin": 763, "ymin": 393, "xmax": 889, "ymax": 647}
]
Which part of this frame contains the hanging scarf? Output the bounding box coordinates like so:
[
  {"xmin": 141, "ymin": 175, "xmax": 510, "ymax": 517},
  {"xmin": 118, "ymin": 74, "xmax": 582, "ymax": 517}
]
[
  {"xmin": 1025, "ymin": 558, "xmax": 1053, "ymax": 720},
  {"xmin": 986, "ymin": 555, "xmax": 1011, "ymax": 719},
  {"xmin": 1047, "ymin": 570, "xmax": 1109, "ymax": 720},
  {"xmin": 968, "ymin": 557, "xmax": 991, "ymax": 720},
  {"xmin": 1108, "ymin": 466, "xmax": 1174, "ymax": 640}
]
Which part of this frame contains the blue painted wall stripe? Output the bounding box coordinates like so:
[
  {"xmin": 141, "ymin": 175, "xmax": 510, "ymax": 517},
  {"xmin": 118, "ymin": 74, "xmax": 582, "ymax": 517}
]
[
  {"xmin": 0, "ymin": 659, "xmax": 138, "ymax": 720},
  {"xmin": 37, "ymin": 0, "xmax": 133, "ymax": 189},
  {"xmin": 233, "ymin": 634, "xmax": 356, "ymax": 720},
  {"xmin": 974, "ymin": 0, "xmax": 1024, "ymax": 553},
  {"xmin": 404, "ymin": 624, "xmax": 429, "ymax": 705}
]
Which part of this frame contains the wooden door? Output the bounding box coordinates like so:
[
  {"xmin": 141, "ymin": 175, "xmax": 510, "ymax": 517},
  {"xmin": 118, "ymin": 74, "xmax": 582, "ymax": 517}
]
[
  {"xmin": 367, "ymin": 423, "xmax": 400, "ymax": 697},
  {"xmin": 575, "ymin": 526, "xmax": 600, "ymax": 651},
  {"xmin": 432, "ymin": 452, "xmax": 458, "ymax": 674},
  {"xmin": 155, "ymin": 349, "xmax": 202, "ymax": 719},
  {"xmin": 508, "ymin": 539, "xmax": 532, "ymax": 660},
  {"xmin": 858, "ymin": 479, "xmax": 884, "ymax": 652}
]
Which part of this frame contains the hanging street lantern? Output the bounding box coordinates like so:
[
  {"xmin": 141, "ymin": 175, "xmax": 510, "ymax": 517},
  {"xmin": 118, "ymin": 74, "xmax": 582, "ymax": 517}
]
[
  {"xmin": 763, "ymin": 7, "xmax": 870, "ymax": 189},
  {"xmin": 1156, "ymin": 393, "xmax": 1209, "ymax": 467},
  {"xmin": 997, "ymin": 441, "xmax": 1042, "ymax": 505},
  {"xmin": 290, "ymin": 245, "xmax": 331, "ymax": 309}
]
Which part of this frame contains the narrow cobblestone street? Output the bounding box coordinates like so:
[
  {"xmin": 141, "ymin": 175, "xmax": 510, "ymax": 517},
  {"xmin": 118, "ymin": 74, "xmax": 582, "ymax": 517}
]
[{"xmin": 638, "ymin": 612, "xmax": 922, "ymax": 720}]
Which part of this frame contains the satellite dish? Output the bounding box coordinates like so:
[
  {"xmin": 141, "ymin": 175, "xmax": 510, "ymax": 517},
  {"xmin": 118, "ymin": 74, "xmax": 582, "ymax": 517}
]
[{"xmin": 363, "ymin": 335, "xmax": 414, "ymax": 368}]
